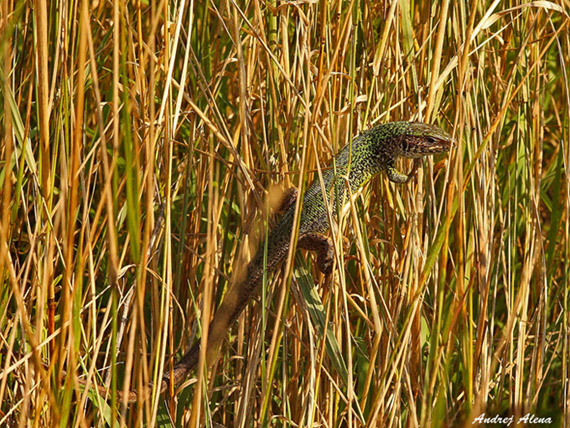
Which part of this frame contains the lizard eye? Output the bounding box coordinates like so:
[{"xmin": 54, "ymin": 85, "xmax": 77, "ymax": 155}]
[{"xmin": 426, "ymin": 136, "xmax": 438, "ymax": 145}]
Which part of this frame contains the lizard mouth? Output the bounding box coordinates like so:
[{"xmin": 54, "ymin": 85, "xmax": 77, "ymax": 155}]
[{"xmin": 402, "ymin": 134, "xmax": 454, "ymax": 158}]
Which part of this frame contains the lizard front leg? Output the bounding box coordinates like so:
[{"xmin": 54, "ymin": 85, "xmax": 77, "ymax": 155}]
[
  {"xmin": 386, "ymin": 158, "xmax": 422, "ymax": 183},
  {"xmin": 298, "ymin": 233, "xmax": 334, "ymax": 275},
  {"xmin": 386, "ymin": 157, "xmax": 410, "ymax": 183}
]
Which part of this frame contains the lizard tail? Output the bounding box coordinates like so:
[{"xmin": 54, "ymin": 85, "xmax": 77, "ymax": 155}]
[
  {"xmin": 151, "ymin": 255, "xmax": 268, "ymax": 402},
  {"xmin": 78, "ymin": 240, "xmax": 281, "ymax": 403}
]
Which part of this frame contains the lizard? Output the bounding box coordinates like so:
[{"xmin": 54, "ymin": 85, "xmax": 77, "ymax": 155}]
[{"xmin": 91, "ymin": 121, "xmax": 453, "ymax": 402}]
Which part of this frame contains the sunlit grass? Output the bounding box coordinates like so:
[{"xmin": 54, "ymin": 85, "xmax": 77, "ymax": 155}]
[{"xmin": 1, "ymin": 1, "xmax": 569, "ymax": 427}]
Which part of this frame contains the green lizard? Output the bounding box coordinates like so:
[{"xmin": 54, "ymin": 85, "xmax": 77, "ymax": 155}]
[{"xmin": 118, "ymin": 121, "xmax": 453, "ymax": 402}]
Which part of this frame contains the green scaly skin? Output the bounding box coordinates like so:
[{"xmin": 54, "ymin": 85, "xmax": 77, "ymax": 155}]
[{"xmin": 127, "ymin": 121, "xmax": 453, "ymax": 402}]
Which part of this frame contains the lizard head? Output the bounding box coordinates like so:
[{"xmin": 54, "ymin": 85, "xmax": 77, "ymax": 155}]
[{"xmin": 399, "ymin": 122, "xmax": 454, "ymax": 158}]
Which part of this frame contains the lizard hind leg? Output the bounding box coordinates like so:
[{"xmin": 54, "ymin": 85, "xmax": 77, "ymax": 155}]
[{"xmin": 298, "ymin": 233, "xmax": 334, "ymax": 275}]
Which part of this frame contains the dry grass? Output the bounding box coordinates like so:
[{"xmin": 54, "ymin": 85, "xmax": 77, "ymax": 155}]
[{"xmin": 1, "ymin": 0, "xmax": 569, "ymax": 427}]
